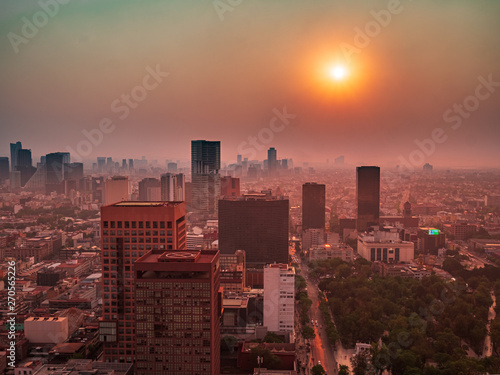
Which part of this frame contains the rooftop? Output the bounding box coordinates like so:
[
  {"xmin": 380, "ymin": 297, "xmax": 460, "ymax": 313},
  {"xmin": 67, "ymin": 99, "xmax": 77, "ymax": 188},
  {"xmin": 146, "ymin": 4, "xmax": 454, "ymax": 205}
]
[
  {"xmin": 136, "ymin": 249, "xmax": 218, "ymax": 265},
  {"xmin": 110, "ymin": 201, "xmax": 183, "ymax": 207}
]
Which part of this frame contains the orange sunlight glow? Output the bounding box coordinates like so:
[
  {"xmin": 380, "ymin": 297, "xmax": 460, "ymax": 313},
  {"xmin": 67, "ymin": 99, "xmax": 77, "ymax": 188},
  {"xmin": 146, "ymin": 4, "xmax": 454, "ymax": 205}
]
[{"xmin": 329, "ymin": 65, "xmax": 349, "ymax": 81}]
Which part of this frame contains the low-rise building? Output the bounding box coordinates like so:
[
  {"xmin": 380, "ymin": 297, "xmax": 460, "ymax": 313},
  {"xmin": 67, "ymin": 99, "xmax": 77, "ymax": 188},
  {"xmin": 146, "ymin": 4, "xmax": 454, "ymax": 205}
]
[
  {"xmin": 308, "ymin": 244, "xmax": 353, "ymax": 262},
  {"xmin": 24, "ymin": 317, "xmax": 69, "ymax": 344},
  {"xmin": 358, "ymin": 228, "xmax": 414, "ymax": 263}
]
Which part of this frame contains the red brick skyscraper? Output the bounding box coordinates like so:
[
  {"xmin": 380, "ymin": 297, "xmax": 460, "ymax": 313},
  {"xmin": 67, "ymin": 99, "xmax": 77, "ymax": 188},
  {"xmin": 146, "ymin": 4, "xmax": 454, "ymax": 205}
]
[
  {"xmin": 99, "ymin": 201, "xmax": 186, "ymax": 363},
  {"xmin": 134, "ymin": 249, "xmax": 222, "ymax": 375}
]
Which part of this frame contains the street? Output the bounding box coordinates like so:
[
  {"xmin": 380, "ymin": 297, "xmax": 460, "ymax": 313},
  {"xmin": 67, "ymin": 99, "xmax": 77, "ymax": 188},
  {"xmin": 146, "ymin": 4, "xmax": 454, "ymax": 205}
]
[{"xmin": 293, "ymin": 249, "xmax": 339, "ymax": 374}]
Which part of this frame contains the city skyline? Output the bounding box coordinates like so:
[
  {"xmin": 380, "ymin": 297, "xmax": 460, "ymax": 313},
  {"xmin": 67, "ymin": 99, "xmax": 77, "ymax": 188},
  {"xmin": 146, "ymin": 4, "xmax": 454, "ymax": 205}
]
[
  {"xmin": 1, "ymin": 0, "xmax": 500, "ymax": 168},
  {"xmin": 1, "ymin": 2, "xmax": 500, "ymax": 373}
]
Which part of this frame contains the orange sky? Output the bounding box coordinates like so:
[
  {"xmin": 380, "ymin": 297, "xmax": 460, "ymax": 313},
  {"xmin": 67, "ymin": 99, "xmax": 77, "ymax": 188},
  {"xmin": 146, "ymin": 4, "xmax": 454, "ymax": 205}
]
[{"xmin": 1, "ymin": 0, "xmax": 499, "ymax": 168}]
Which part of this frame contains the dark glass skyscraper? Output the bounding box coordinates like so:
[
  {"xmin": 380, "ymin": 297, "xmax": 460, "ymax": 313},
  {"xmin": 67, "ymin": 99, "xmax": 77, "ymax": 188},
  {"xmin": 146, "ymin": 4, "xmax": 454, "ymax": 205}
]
[
  {"xmin": 0, "ymin": 157, "xmax": 9, "ymax": 182},
  {"xmin": 219, "ymin": 194, "xmax": 289, "ymax": 265},
  {"xmin": 64, "ymin": 162, "xmax": 84, "ymax": 180},
  {"xmin": 10, "ymin": 141, "xmax": 22, "ymax": 171},
  {"xmin": 302, "ymin": 182, "xmax": 325, "ymax": 230},
  {"xmin": 45, "ymin": 152, "xmax": 69, "ymax": 194},
  {"xmin": 191, "ymin": 140, "xmax": 220, "ymax": 216},
  {"xmin": 16, "ymin": 149, "xmax": 32, "ymax": 168},
  {"xmin": 356, "ymin": 166, "xmax": 380, "ymax": 232},
  {"xmin": 267, "ymin": 147, "xmax": 277, "ymax": 175},
  {"xmin": 15, "ymin": 149, "xmax": 36, "ymax": 187}
]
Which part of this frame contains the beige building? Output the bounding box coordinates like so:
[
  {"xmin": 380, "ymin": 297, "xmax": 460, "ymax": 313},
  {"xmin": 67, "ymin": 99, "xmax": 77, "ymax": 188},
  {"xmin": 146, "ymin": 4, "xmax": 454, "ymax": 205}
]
[
  {"xmin": 308, "ymin": 244, "xmax": 353, "ymax": 263},
  {"xmin": 104, "ymin": 176, "xmax": 129, "ymax": 205},
  {"xmin": 24, "ymin": 317, "xmax": 69, "ymax": 344},
  {"xmin": 358, "ymin": 228, "xmax": 414, "ymax": 263}
]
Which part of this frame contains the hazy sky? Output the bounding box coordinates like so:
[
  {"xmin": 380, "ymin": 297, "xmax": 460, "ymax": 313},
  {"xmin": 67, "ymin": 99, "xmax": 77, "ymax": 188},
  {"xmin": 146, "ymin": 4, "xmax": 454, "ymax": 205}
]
[{"xmin": 1, "ymin": 0, "xmax": 499, "ymax": 168}]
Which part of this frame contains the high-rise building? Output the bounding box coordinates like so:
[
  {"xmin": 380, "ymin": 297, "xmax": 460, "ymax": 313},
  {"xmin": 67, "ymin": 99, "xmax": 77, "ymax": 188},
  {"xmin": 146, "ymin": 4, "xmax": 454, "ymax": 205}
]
[
  {"xmin": 220, "ymin": 250, "xmax": 246, "ymax": 294},
  {"xmin": 10, "ymin": 141, "xmax": 22, "ymax": 171},
  {"xmin": 104, "ymin": 176, "xmax": 129, "ymax": 205},
  {"xmin": 185, "ymin": 181, "xmax": 192, "ymax": 207},
  {"xmin": 122, "ymin": 159, "xmax": 127, "ymax": 169},
  {"xmin": 64, "ymin": 162, "xmax": 84, "ymax": 180},
  {"xmin": 175, "ymin": 173, "xmax": 185, "ymax": 201},
  {"xmin": 128, "ymin": 159, "xmax": 134, "ymax": 171},
  {"xmin": 167, "ymin": 162, "xmax": 178, "ymax": 173},
  {"xmin": 191, "ymin": 140, "xmax": 220, "ymax": 216},
  {"xmin": 334, "ymin": 155, "xmax": 345, "ymax": 166},
  {"xmin": 15, "ymin": 149, "xmax": 36, "ymax": 187},
  {"xmin": 263, "ymin": 263, "xmax": 295, "ymax": 333},
  {"xmin": 160, "ymin": 173, "xmax": 185, "ymax": 201},
  {"xmin": 220, "ymin": 176, "xmax": 240, "ymax": 197},
  {"xmin": 97, "ymin": 157, "xmax": 106, "ymax": 172},
  {"xmin": 16, "ymin": 149, "xmax": 32, "ymax": 168},
  {"xmin": 10, "ymin": 170, "xmax": 21, "ymax": 189},
  {"xmin": 138, "ymin": 178, "xmax": 160, "ymax": 201},
  {"xmin": 45, "ymin": 152, "xmax": 68, "ymax": 194},
  {"xmin": 134, "ymin": 249, "xmax": 221, "ymax": 375},
  {"xmin": 0, "ymin": 157, "xmax": 9, "ymax": 182},
  {"xmin": 267, "ymin": 147, "xmax": 277, "ymax": 175},
  {"xmin": 160, "ymin": 173, "xmax": 175, "ymax": 201},
  {"xmin": 219, "ymin": 194, "xmax": 289, "ymax": 265},
  {"xmin": 356, "ymin": 166, "xmax": 380, "ymax": 232},
  {"xmin": 99, "ymin": 201, "xmax": 187, "ymax": 364},
  {"xmin": 302, "ymin": 182, "xmax": 325, "ymax": 230}
]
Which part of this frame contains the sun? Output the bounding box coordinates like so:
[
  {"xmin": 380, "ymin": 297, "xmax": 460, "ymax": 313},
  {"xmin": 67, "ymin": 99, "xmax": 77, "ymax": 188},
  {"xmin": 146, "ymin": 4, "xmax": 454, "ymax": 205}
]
[{"xmin": 329, "ymin": 65, "xmax": 349, "ymax": 81}]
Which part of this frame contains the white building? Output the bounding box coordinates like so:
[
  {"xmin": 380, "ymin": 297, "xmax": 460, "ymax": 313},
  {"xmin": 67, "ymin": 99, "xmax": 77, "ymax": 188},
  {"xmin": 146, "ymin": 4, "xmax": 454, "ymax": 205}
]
[
  {"xmin": 308, "ymin": 244, "xmax": 353, "ymax": 262},
  {"xmin": 263, "ymin": 264, "xmax": 295, "ymax": 333},
  {"xmin": 357, "ymin": 228, "xmax": 414, "ymax": 263},
  {"xmin": 24, "ymin": 317, "xmax": 69, "ymax": 344}
]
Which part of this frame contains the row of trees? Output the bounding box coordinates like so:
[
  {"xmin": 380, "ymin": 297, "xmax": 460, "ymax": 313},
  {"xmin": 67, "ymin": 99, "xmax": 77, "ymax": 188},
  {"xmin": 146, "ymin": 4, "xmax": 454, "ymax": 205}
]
[
  {"xmin": 295, "ymin": 274, "xmax": 316, "ymax": 340},
  {"xmin": 318, "ymin": 299, "xmax": 340, "ymax": 345}
]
